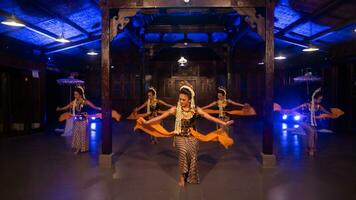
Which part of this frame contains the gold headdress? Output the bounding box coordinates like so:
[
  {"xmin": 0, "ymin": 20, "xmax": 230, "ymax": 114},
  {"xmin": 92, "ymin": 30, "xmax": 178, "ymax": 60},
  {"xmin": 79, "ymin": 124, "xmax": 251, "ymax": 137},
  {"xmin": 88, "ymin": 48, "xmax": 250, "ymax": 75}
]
[
  {"xmin": 218, "ymin": 86, "xmax": 227, "ymax": 96},
  {"xmin": 147, "ymin": 86, "xmax": 157, "ymax": 114}
]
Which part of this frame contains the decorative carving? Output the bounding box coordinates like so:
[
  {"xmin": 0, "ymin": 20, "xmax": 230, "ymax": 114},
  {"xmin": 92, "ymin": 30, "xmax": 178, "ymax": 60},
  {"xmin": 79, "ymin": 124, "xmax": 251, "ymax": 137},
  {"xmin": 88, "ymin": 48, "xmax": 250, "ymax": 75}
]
[
  {"xmin": 110, "ymin": 9, "xmax": 139, "ymax": 41},
  {"xmin": 233, "ymin": 7, "xmax": 265, "ymax": 40}
]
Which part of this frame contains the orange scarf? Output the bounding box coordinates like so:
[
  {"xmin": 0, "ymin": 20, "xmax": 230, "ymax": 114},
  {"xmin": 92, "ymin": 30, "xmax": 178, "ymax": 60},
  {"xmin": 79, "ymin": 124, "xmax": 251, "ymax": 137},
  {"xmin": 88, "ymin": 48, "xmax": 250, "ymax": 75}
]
[
  {"xmin": 134, "ymin": 117, "xmax": 234, "ymax": 149},
  {"xmin": 203, "ymin": 107, "xmax": 256, "ymax": 116},
  {"xmin": 58, "ymin": 110, "xmax": 121, "ymax": 122},
  {"xmin": 273, "ymin": 103, "xmax": 344, "ymax": 119}
]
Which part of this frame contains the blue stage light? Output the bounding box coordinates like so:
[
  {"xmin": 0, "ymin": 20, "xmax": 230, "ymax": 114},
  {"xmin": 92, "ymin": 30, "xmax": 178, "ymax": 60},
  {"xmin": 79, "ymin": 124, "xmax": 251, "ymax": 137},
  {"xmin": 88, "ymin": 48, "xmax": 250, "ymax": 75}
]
[
  {"xmin": 90, "ymin": 123, "xmax": 96, "ymax": 130},
  {"xmin": 282, "ymin": 123, "xmax": 287, "ymax": 130},
  {"xmin": 294, "ymin": 115, "xmax": 301, "ymax": 121},
  {"xmin": 282, "ymin": 114, "xmax": 288, "ymax": 120}
]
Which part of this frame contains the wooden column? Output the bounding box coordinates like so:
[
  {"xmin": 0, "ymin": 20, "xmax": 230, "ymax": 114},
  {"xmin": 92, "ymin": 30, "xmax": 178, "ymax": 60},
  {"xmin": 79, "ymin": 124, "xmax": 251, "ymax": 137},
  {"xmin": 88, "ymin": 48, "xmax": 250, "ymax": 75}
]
[
  {"xmin": 140, "ymin": 48, "xmax": 146, "ymax": 103},
  {"xmin": 227, "ymin": 46, "xmax": 232, "ymax": 94},
  {"xmin": 348, "ymin": 63, "xmax": 354, "ymax": 132},
  {"xmin": 100, "ymin": 0, "xmax": 113, "ymax": 168},
  {"xmin": 261, "ymin": 0, "xmax": 276, "ymax": 168}
]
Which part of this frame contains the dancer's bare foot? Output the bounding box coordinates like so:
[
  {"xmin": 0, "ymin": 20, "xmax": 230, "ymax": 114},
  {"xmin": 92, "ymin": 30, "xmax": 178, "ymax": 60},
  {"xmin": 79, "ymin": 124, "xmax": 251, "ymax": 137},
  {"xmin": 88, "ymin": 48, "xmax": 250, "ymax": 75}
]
[
  {"xmin": 178, "ymin": 175, "xmax": 185, "ymax": 187},
  {"xmin": 74, "ymin": 149, "xmax": 80, "ymax": 155},
  {"xmin": 308, "ymin": 150, "xmax": 315, "ymax": 156},
  {"xmin": 307, "ymin": 147, "xmax": 315, "ymax": 156}
]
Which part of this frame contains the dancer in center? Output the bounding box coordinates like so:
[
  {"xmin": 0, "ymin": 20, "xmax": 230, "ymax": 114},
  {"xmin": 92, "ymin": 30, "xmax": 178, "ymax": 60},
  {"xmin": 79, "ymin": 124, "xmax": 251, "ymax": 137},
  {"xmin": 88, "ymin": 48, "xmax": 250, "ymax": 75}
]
[{"xmin": 135, "ymin": 83, "xmax": 234, "ymax": 187}]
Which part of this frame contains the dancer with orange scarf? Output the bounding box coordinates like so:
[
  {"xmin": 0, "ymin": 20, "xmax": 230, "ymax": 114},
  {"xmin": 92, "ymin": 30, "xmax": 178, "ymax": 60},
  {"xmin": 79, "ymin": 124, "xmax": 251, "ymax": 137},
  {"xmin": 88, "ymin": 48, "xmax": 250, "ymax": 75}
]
[
  {"xmin": 275, "ymin": 88, "xmax": 344, "ymax": 156},
  {"xmin": 202, "ymin": 86, "xmax": 255, "ymax": 130},
  {"xmin": 135, "ymin": 83, "xmax": 234, "ymax": 187},
  {"xmin": 130, "ymin": 87, "xmax": 173, "ymax": 144},
  {"xmin": 56, "ymin": 86, "xmax": 101, "ymax": 154}
]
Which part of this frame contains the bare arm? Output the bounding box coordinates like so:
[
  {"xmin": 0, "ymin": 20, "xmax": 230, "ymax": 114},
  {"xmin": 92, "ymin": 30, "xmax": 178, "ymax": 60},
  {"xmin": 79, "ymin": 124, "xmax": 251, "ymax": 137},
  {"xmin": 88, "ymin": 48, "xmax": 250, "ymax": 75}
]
[
  {"xmin": 135, "ymin": 101, "xmax": 148, "ymax": 112},
  {"xmin": 227, "ymin": 99, "xmax": 245, "ymax": 107},
  {"xmin": 290, "ymin": 103, "xmax": 308, "ymax": 112},
  {"xmin": 158, "ymin": 99, "xmax": 173, "ymax": 108},
  {"xmin": 143, "ymin": 107, "xmax": 176, "ymax": 125},
  {"xmin": 319, "ymin": 105, "xmax": 331, "ymax": 114},
  {"xmin": 201, "ymin": 101, "xmax": 217, "ymax": 109},
  {"xmin": 56, "ymin": 102, "xmax": 73, "ymax": 112},
  {"xmin": 197, "ymin": 107, "xmax": 234, "ymax": 126},
  {"xmin": 85, "ymin": 100, "xmax": 101, "ymax": 111}
]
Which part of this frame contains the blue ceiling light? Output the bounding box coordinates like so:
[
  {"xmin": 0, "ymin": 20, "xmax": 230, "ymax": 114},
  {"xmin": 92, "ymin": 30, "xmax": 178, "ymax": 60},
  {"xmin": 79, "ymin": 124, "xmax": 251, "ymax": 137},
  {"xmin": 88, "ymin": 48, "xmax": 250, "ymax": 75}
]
[
  {"xmin": 55, "ymin": 34, "xmax": 70, "ymax": 43},
  {"xmin": 303, "ymin": 44, "xmax": 319, "ymax": 52},
  {"xmin": 275, "ymin": 55, "xmax": 287, "ymax": 60},
  {"xmin": 1, "ymin": 15, "xmax": 25, "ymax": 27},
  {"xmin": 87, "ymin": 50, "xmax": 98, "ymax": 56}
]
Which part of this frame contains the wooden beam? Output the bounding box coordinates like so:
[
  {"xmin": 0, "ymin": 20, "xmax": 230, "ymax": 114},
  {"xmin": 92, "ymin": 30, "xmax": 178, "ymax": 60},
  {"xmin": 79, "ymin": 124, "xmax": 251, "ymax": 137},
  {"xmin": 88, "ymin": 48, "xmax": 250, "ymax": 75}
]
[
  {"xmin": 45, "ymin": 35, "xmax": 101, "ymax": 54},
  {"xmin": 0, "ymin": 9, "xmax": 59, "ymax": 41},
  {"xmin": 308, "ymin": 18, "xmax": 356, "ymax": 41},
  {"xmin": 145, "ymin": 24, "xmax": 226, "ymax": 33},
  {"xmin": 275, "ymin": 35, "xmax": 309, "ymax": 48},
  {"xmin": 100, "ymin": 0, "xmax": 112, "ymax": 156},
  {"xmin": 108, "ymin": 0, "xmax": 265, "ymax": 8},
  {"xmin": 233, "ymin": 7, "xmax": 265, "ymax": 40},
  {"xmin": 262, "ymin": 0, "xmax": 275, "ymax": 159},
  {"xmin": 31, "ymin": 0, "xmax": 91, "ymax": 37},
  {"xmin": 229, "ymin": 24, "xmax": 249, "ymax": 48},
  {"xmin": 276, "ymin": 0, "xmax": 343, "ymax": 37}
]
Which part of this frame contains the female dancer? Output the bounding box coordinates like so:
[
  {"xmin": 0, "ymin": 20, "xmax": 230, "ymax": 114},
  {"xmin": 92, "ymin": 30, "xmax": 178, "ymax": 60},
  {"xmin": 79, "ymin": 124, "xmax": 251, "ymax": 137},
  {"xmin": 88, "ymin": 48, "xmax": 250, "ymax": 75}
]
[
  {"xmin": 56, "ymin": 86, "xmax": 101, "ymax": 154},
  {"xmin": 133, "ymin": 87, "xmax": 173, "ymax": 144},
  {"xmin": 202, "ymin": 86, "xmax": 251, "ymax": 129},
  {"xmin": 136, "ymin": 83, "xmax": 234, "ymax": 187},
  {"xmin": 289, "ymin": 88, "xmax": 331, "ymax": 156}
]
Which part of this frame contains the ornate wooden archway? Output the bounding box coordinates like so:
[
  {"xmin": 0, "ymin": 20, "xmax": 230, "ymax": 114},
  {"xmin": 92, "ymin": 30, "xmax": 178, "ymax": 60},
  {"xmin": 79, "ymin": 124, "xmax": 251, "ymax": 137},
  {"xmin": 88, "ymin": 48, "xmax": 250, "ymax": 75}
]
[{"xmin": 99, "ymin": 0, "xmax": 276, "ymax": 168}]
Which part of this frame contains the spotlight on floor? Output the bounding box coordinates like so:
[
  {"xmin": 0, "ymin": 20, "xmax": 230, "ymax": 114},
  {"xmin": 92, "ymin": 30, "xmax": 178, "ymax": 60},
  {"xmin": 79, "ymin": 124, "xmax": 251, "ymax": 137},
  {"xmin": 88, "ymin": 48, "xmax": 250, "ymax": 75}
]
[
  {"xmin": 294, "ymin": 115, "xmax": 301, "ymax": 121},
  {"xmin": 282, "ymin": 114, "xmax": 288, "ymax": 120},
  {"xmin": 282, "ymin": 123, "xmax": 287, "ymax": 130},
  {"xmin": 91, "ymin": 123, "xmax": 96, "ymax": 130}
]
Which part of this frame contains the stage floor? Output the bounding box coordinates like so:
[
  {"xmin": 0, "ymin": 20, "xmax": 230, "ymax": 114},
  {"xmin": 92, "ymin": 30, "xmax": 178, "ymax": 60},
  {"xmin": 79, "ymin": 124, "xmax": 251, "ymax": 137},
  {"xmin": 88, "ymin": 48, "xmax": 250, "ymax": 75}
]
[{"xmin": 1, "ymin": 119, "xmax": 355, "ymax": 200}]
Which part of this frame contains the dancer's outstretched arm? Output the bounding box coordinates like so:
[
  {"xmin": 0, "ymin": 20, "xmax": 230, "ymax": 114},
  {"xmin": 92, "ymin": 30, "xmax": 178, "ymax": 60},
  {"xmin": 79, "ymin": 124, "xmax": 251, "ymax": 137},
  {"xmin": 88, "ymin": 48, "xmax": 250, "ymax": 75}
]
[
  {"xmin": 319, "ymin": 105, "xmax": 331, "ymax": 114},
  {"xmin": 159, "ymin": 99, "xmax": 174, "ymax": 108},
  {"xmin": 227, "ymin": 99, "xmax": 245, "ymax": 107},
  {"xmin": 197, "ymin": 107, "xmax": 234, "ymax": 126},
  {"xmin": 142, "ymin": 107, "xmax": 175, "ymax": 125},
  {"xmin": 290, "ymin": 103, "xmax": 308, "ymax": 112},
  {"xmin": 134, "ymin": 101, "xmax": 148, "ymax": 112},
  {"xmin": 201, "ymin": 101, "xmax": 217, "ymax": 109},
  {"xmin": 56, "ymin": 101, "xmax": 73, "ymax": 111},
  {"xmin": 85, "ymin": 100, "xmax": 101, "ymax": 111}
]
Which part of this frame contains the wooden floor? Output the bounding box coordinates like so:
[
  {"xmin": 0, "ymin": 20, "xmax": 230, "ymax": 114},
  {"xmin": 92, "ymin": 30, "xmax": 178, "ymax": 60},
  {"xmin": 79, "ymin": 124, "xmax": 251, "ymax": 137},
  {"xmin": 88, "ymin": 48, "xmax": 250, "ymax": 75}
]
[{"xmin": 0, "ymin": 119, "xmax": 355, "ymax": 200}]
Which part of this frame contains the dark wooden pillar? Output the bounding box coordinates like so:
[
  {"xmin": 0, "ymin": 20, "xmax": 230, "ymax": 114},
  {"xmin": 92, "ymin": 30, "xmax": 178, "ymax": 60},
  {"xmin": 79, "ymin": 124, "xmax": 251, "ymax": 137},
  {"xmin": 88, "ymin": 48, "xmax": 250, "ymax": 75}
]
[
  {"xmin": 227, "ymin": 46, "xmax": 232, "ymax": 94},
  {"xmin": 262, "ymin": 0, "xmax": 276, "ymax": 168},
  {"xmin": 347, "ymin": 63, "xmax": 354, "ymax": 132},
  {"xmin": 140, "ymin": 48, "xmax": 146, "ymax": 103},
  {"xmin": 100, "ymin": 0, "xmax": 112, "ymax": 168}
]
